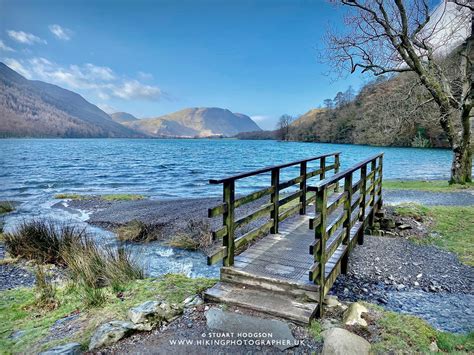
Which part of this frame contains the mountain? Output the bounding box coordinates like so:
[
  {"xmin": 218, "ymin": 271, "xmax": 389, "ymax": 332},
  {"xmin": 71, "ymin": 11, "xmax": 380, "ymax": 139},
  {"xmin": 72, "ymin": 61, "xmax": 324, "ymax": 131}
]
[
  {"xmin": 0, "ymin": 63, "xmax": 144, "ymax": 138},
  {"xmin": 124, "ymin": 107, "xmax": 261, "ymax": 137},
  {"xmin": 110, "ymin": 112, "xmax": 138, "ymax": 123}
]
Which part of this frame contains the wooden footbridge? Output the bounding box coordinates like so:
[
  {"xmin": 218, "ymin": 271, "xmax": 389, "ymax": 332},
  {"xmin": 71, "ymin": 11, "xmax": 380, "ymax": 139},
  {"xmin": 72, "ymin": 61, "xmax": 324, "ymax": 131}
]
[{"xmin": 204, "ymin": 152, "xmax": 383, "ymax": 324}]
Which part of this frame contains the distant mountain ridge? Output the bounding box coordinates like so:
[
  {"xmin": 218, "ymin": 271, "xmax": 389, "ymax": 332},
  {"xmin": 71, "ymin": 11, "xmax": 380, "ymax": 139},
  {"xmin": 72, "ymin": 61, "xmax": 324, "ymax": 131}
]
[
  {"xmin": 124, "ymin": 107, "xmax": 262, "ymax": 137},
  {"xmin": 110, "ymin": 112, "xmax": 138, "ymax": 123},
  {"xmin": 0, "ymin": 62, "xmax": 143, "ymax": 138}
]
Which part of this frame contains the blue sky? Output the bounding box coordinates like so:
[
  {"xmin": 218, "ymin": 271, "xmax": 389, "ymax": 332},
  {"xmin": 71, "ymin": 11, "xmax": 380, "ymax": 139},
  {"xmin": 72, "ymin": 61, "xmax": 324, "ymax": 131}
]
[{"xmin": 0, "ymin": 0, "xmax": 428, "ymax": 129}]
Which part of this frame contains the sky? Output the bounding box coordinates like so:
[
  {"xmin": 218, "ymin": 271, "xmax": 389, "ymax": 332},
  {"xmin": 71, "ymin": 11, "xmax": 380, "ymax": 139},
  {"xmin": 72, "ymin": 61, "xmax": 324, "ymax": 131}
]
[{"xmin": 0, "ymin": 0, "xmax": 440, "ymax": 130}]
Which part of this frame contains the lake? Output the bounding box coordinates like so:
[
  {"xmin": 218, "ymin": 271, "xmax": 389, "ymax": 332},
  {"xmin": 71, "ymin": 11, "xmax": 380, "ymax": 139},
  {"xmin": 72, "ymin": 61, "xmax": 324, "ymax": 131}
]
[{"xmin": 0, "ymin": 138, "xmax": 452, "ymax": 231}]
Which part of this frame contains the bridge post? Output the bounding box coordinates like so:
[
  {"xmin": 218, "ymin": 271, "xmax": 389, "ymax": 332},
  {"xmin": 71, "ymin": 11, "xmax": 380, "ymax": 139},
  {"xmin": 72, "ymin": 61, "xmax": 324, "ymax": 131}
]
[
  {"xmin": 270, "ymin": 168, "xmax": 280, "ymax": 233},
  {"xmin": 368, "ymin": 160, "xmax": 377, "ymax": 226},
  {"xmin": 377, "ymin": 155, "xmax": 383, "ymax": 210},
  {"xmin": 341, "ymin": 172, "xmax": 353, "ymax": 274},
  {"xmin": 358, "ymin": 165, "xmax": 367, "ymax": 245},
  {"xmin": 315, "ymin": 186, "xmax": 328, "ymax": 317},
  {"xmin": 299, "ymin": 161, "xmax": 307, "ymax": 215},
  {"xmin": 319, "ymin": 156, "xmax": 326, "ymax": 181},
  {"xmin": 223, "ymin": 180, "xmax": 235, "ymax": 266},
  {"xmin": 334, "ymin": 153, "xmax": 340, "ymax": 192}
]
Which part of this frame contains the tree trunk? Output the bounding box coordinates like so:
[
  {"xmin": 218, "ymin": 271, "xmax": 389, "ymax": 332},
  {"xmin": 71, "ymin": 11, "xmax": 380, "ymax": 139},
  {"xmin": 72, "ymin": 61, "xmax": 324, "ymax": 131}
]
[
  {"xmin": 450, "ymin": 108, "xmax": 472, "ymax": 184},
  {"xmin": 451, "ymin": 143, "xmax": 472, "ymax": 184}
]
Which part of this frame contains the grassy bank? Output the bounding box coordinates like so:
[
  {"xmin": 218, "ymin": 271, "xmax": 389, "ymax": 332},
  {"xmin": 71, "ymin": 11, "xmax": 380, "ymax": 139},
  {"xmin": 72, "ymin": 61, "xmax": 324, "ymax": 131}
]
[
  {"xmin": 383, "ymin": 180, "xmax": 474, "ymax": 192},
  {"xmin": 0, "ymin": 274, "xmax": 216, "ymax": 353},
  {"xmin": 54, "ymin": 193, "xmax": 146, "ymax": 201},
  {"xmin": 395, "ymin": 204, "xmax": 474, "ymax": 266},
  {"xmin": 309, "ymin": 303, "xmax": 473, "ymax": 353}
]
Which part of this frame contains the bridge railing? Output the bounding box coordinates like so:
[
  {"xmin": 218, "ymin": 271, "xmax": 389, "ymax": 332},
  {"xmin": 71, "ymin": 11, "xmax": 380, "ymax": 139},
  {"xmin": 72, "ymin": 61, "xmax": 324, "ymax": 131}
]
[
  {"xmin": 308, "ymin": 153, "xmax": 383, "ymax": 316},
  {"xmin": 207, "ymin": 152, "xmax": 341, "ymax": 266}
]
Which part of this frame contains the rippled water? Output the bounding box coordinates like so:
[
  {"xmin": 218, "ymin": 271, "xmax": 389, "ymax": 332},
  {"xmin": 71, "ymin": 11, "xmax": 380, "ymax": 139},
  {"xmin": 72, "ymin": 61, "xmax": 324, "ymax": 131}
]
[{"xmin": 0, "ymin": 139, "xmax": 453, "ymax": 278}]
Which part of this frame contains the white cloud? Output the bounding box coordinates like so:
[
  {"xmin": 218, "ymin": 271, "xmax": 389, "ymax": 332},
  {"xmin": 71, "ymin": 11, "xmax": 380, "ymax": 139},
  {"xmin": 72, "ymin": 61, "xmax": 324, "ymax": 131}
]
[
  {"xmin": 6, "ymin": 57, "xmax": 164, "ymax": 102},
  {"xmin": 4, "ymin": 58, "xmax": 31, "ymax": 78},
  {"xmin": 7, "ymin": 30, "xmax": 47, "ymax": 45},
  {"xmin": 0, "ymin": 40, "xmax": 15, "ymax": 52},
  {"xmin": 113, "ymin": 80, "xmax": 162, "ymax": 100},
  {"xmin": 48, "ymin": 24, "xmax": 73, "ymax": 41}
]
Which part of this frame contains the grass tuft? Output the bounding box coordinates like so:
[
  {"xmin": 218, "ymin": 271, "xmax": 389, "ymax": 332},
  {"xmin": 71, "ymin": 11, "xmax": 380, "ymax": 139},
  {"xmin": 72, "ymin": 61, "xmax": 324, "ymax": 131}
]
[
  {"xmin": 115, "ymin": 220, "xmax": 156, "ymax": 242},
  {"xmin": 4, "ymin": 220, "xmax": 86, "ymax": 265},
  {"xmin": 167, "ymin": 220, "xmax": 212, "ymax": 251},
  {"xmin": 34, "ymin": 265, "xmax": 58, "ymax": 310},
  {"xmin": 394, "ymin": 204, "xmax": 430, "ymax": 220}
]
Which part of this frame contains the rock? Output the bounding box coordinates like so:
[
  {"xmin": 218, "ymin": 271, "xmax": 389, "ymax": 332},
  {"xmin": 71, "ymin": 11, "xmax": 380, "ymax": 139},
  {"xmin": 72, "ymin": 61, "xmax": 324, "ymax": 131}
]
[
  {"xmin": 205, "ymin": 308, "xmax": 296, "ymax": 351},
  {"xmin": 380, "ymin": 217, "xmax": 396, "ymax": 229},
  {"xmin": 429, "ymin": 341, "xmax": 439, "ymax": 352},
  {"xmin": 321, "ymin": 328, "xmax": 371, "ymax": 355},
  {"xmin": 324, "ymin": 295, "xmax": 342, "ymax": 308},
  {"xmin": 396, "ymin": 284, "xmax": 405, "ymax": 291},
  {"xmin": 343, "ymin": 302, "xmax": 368, "ymax": 327},
  {"xmin": 128, "ymin": 301, "xmax": 160, "ymax": 324},
  {"xmin": 39, "ymin": 343, "xmax": 81, "ymax": 355},
  {"xmin": 89, "ymin": 320, "xmax": 135, "ymax": 350},
  {"xmin": 183, "ymin": 295, "xmax": 204, "ymax": 308},
  {"xmin": 155, "ymin": 302, "xmax": 183, "ymax": 322},
  {"xmin": 398, "ymin": 224, "xmax": 412, "ymax": 230}
]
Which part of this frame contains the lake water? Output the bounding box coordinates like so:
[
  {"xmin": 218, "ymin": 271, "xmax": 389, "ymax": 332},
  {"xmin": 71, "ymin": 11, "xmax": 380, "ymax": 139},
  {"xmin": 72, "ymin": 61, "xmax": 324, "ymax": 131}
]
[{"xmin": 1, "ymin": 138, "xmax": 451, "ymax": 204}]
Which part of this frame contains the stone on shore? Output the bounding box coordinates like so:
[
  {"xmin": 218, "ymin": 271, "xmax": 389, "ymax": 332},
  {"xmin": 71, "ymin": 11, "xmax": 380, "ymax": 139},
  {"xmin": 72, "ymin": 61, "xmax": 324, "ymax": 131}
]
[
  {"xmin": 89, "ymin": 320, "xmax": 136, "ymax": 351},
  {"xmin": 321, "ymin": 328, "xmax": 371, "ymax": 355},
  {"xmin": 128, "ymin": 301, "xmax": 161, "ymax": 324},
  {"xmin": 183, "ymin": 294, "xmax": 204, "ymax": 308},
  {"xmin": 343, "ymin": 302, "xmax": 368, "ymax": 327}
]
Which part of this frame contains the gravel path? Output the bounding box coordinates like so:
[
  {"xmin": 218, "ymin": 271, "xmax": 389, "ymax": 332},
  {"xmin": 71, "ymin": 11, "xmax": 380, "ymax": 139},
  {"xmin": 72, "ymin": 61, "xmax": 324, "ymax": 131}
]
[{"xmin": 384, "ymin": 189, "xmax": 474, "ymax": 206}]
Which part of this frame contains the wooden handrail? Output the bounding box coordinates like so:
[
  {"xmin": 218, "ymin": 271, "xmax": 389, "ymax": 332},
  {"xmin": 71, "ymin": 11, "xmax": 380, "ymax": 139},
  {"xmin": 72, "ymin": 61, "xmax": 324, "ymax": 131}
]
[
  {"xmin": 207, "ymin": 152, "xmax": 341, "ymax": 265},
  {"xmin": 209, "ymin": 152, "xmax": 341, "ymax": 184},
  {"xmin": 311, "ymin": 153, "xmax": 383, "ymax": 191}
]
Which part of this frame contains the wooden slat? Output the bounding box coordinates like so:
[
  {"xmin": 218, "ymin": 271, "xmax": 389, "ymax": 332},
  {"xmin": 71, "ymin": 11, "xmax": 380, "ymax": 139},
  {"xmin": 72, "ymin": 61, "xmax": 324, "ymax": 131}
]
[
  {"xmin": 234, "ymin": 186, "xmax": 274, "ymax": 208},
  {"xmin": 307, "ymin": 168, "xmax": 323, "ymax": 179},
  {"xmin": 212, "ymin": 225, "xmax": 227, "ymax": 240},
  {"xmin": 207, "ymin": 246, "xmax": 227, "ymax": 265},
  {"xmin": 279, "ymin": 175, "xmax": 304, "ymax": 191},
  {"xmin": 309, "ymin": 238, "xmax": 320, "ymax": 255},
  {"xmin": 309, "ymin": 261, "xmax": 320, "ymax": 282},
  {"xmin": 235, "ymin": 220, "xmax": 273, "ymax": 249},
  {"xmin": 209, "ymin": 152, "xmax": 341, "ymax": 184},
  {"xmin": 208, "ymin": 203, "xmax": 227, "ymax": 218},
  {"xmin": 325, "ymin": 227, "xmax": 344, "ymax": 261},
  {"xmin": 325, "ymin": 210, "xmax": 347, "ymax": 239},
  {"xmin": 279, "ymin": 190, "xmax": 303, "ymax": 207},
  {"xmin": 234, "ymin": 203, "xmax": 273, "ymax": 230},
  {"xmin": 327, "ymin": 191, "xmax": 347, "ymax": 215}
]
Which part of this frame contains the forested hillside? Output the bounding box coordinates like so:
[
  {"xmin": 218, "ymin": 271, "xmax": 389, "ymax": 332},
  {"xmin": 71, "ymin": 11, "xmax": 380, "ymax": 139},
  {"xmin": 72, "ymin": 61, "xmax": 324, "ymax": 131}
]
[{"xmin": 238, "ymin": 73, "xmax": 450, "ymax": 148}]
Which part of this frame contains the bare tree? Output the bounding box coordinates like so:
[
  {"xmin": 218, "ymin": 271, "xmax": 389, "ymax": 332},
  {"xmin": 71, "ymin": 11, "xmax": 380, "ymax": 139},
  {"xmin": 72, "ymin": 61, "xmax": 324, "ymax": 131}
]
[
  {"xmin": 325, "ymin": 0, "xmax": 473, "ymax": 183},
  {"xmin": 277, "ymin": 114, "xmax": 294, "ymax": 141}
]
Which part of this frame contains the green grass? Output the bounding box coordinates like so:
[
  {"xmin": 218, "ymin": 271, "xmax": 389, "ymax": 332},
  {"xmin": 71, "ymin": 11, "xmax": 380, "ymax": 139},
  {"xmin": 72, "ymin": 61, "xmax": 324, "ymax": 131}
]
[
  {"xmin": 365, "ymin": 303, "xmax": 474, "ymax": 353},
  {"xmin": 395, "ymin": 204, "xmax": 474, "ymax": 266},
  {"xmin": 54, "ymin": 194, "xmax": 146, "ymax": 201},
  {"xmin": 383, "ymin": 180, "xmax": 474, "ymax": 192},
  {"xmin": 0, "ymin": 274, "xmax": 217, "ymax": 354},
  {"xmin": 308, "ymin": 320, "xmax": 324, "ymax": 341}
]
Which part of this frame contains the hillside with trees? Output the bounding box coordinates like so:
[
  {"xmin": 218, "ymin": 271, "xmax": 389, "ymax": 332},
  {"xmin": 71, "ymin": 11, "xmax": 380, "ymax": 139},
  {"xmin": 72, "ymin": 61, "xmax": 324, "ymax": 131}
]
[{"xmin": 289, "ymin": 75, "xmax": 447, "ymax": 148}]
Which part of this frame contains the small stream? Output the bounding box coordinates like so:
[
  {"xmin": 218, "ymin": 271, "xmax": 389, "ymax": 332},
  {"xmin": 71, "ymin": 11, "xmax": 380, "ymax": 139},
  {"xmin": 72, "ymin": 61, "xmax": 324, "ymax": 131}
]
[{"xmin": 383, "ymin": 290, "xmax": 474, "ymax": 333}]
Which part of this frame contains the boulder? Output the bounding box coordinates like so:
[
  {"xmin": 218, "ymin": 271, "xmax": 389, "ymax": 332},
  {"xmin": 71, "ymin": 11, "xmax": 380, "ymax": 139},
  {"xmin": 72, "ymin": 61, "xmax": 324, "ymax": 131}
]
[
  {"xmin": 155, "ymin": 302, "xmax": 183, "ymax": 322},
  {"xmin": 321, "ymin": 328, "xmax": 371, "ymax": 355},
  {"xmin": 429, "ymin": 341, "xmax": 439, "ymax": 352},
  {"xmin": 39, "ymin": 343, "xmax": 81, "ymax": 355},
  {"xmin": 343, "ymin": 302, "xmax": 368, "ymax": 327},
  {"xmin": 88, "ymin": 320, "xmax": 135, "ymax": 351},
  {"xmin": 183, "ymin": 295, "xmax": 204, "ymax": 308},
  {"xmin": 128, "ymin": 301, "xmax": 161, "ymax": 324}
]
